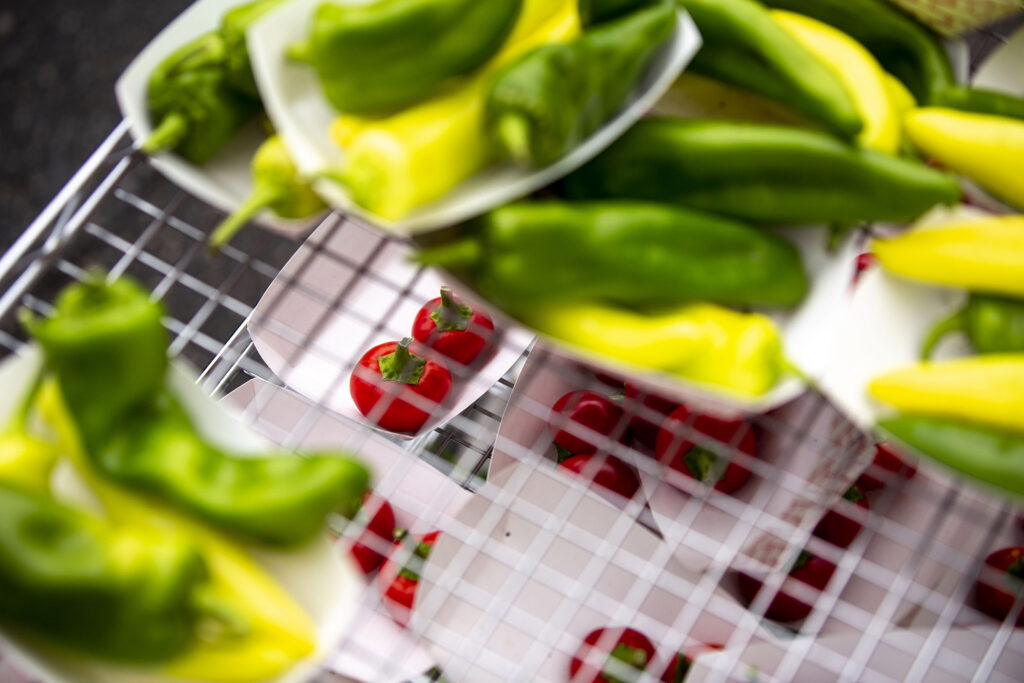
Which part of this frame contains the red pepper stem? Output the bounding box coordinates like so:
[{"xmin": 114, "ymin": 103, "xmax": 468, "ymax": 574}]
[
  {"xmin": 378, "ymin": 338, "xmax": 426, "ymax": 385},
  {"xmin": 142, "ymin": 113, "xmax": 189, "ymax": 156},
  {"xmin": 431, "ymin": 286, "xmax": 472, "ymax": 332},
  {"xmin": 207, "ymin": 186, "xmax": 283, "ymax": 251}
]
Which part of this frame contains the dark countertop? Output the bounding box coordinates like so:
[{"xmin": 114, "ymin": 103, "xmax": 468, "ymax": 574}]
[{"xmin": 0, "ymin": 0, "xmax": 191, "ymax": 250}]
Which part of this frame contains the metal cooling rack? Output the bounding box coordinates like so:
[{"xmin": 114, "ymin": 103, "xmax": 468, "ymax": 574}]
[{"xmin": 1, "ymin": 19, "xmax": 1022, "ymax": 682}]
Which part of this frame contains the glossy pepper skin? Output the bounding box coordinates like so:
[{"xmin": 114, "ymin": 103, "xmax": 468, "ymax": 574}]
[
  {"xmin": 411, "ymin": 286, "xmax": 495, "ymax": 366},
  {"xmin": 856, "ymin": 442, "xmax": 916, "ymax": 492},
  {"xmin": 288, "ymin": 0, "xmax": 523, "ymax": 115},
  {"xmin": 484, "ymin": 3, "xmax": 675, "ymax": 167},
  {"xmin": 879, "ymin": 415, "xmax": 1024, "ymax": 500},
  {"xmin": 564, "ymin": 119, "xmax": 959, "ymax": 226},
  {"xmin": 922, "ymin": 295, "xmax": 1024, "ymax": 360},
  {"xmin": 558, "ymin": 454, "xmax": 641, "ymax": 503},
  {"xmin": 813, "ymin": 485, "xmax": 869, "ymax": 549},
  {"xmin": 348, "ymin": 494, "xmax": 398, "ymax": 575},
  {"xmin": 26, "ymin": 275, "xmax": 371, "ymax": 547},
  {"xmin": 655, "ymin": 405, "xmax": 756, "ymax": 495},
  {"xmin": 143, "ymin": 33, "xmax": 261, "ymax": 164},
  {"xmin": 418, "ymin": 201, "xmax": 808, "ymax": 310},
  {"xmin": 220, "ymin": 0, "xmax": 290, "ymax": 98},
  {"xmin": 681, "ymin": 0, "xmax": 861, "ymax": 139},
  {"xmin": 624, "ymin": 381, "xmax": 679, "ymax": 450},
  {"xmin": 0, "ymin": 482, "xmax": 212, "ymax": 663},
  {"xmin": 975, "ymin": 546, "xmax": 1024, "ymax": 626},
  {"xmin": 570, "ymin": 626, "xmax": 657, "ymax": 683},
  {"xmin": 524, "ymin": 303, "xmax": 787, "ymax": 399},
  {"xmin": 736, "ymin": 551, "xmax": 836, "ymax": 623},
  {"xmin": 350, "ymin": 339, "xmax": 453, "ymax": 434},
  {"xmin": 549, "ymin": 390, "xmax": 626, "ymax": 457},
  {"xmin": 209, "ymin": 135, "xmax": 326, "ymax": 249},
  {"xmin": 873, "ymin": 216, "xmax": 1024, "ymax": 299},
  {"xmin": 935, "ymin": 86, "xmax": 1024, "ymax": 124},
  {"xmin": 761, "ymin": 0, "xmax": 955, "ymax": 105},
  {"xmin": 378, "ymin": 530, "xmax": 439, "ymax": 628}
]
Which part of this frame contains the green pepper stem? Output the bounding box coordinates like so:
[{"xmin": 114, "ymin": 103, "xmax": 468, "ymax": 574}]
[
  {"xmin": 496, "ymin": 114, "xmax": 534, "ymax": 165},
  {"xmin": 378, "ymin": 338, "xmax": 427, "ymax": 385},
  {"xmin": 415, "ymin": 239, "xmax": 482, "ymax": 271},
  {"xmin": 430, "ymin": 286, "xmax": 473, "ymax": 332},
  {"xmin": 142, "ymin": 114, "xmax": 189, "ymax": 156},
  {"xmin": 920, "ymin": 307, "xmax": 967, "ymax": 360},
  {"xmin": 208, "ymin": 186, "xmax": 283, "ymax": 251}
]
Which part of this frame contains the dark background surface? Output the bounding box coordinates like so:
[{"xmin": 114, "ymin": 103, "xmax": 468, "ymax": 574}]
[{"xmin": 0, "ymin": 0, "xmax": 191, "ymax": 250}]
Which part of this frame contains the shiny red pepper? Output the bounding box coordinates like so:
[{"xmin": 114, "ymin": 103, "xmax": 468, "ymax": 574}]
[
  {"xmin": 974, "ymin": 546, "xmax": 1024, "ymax": 626},
  {"xmin": 624, "ymin": 381, "xmax": 680, "ymax": 450},
  {"xmin": 412, "ymin": 286, "xmax": 495, "ymax": 366},
  {"xmin": 549, "ymin": 390, "xmax": 626, "ymax": 458},
  {"xmin": 661, "ymin": 644, "xmax": 721, "ymax": 683},
  {"xmin": 856, "ymin": 443, "xmax": 917, "ymax": 492},
  {"xmin": 349, "ymin": 494, "xmax": 398, "ymax": 575},
  {"xmin": 736, "ymin": 551, "xmax": 836, "ymax": 623},
  {"xmin": 655, "ymin": 406, "xmax": 756, "ymax": 495},
  {"xmin": 350, "ymin": 338, "xmax": 453, "ymax": 433},
  {"xmin": 558, "ymin": 453, "xmax": 641, "ymax": 503},
  {"xmin": 378, "ymin": 530, "xmax": 440, "ymax": 628},
  {"xmin": 812, "ymin": 485, "xmax": 869, "ymax": 549},
  {"xmin": 570, "ymin": 626, "xmax": 656, "ymax": 683}
]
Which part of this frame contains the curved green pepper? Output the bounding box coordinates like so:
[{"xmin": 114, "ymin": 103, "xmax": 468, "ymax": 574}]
[
  {"xmin": 922, "ymin": 295, "xmax": 1024, "ymax": 360},
  {"xmin": 933, "ymin": 85, "xmax": 1024, "ymax": 124},
  {"xmin": 417, "ymin": 200, "xmax": 807, "ymax": 309},
  {"xmin": 564, "ymin": 118, "xmax": 961, "ymax": 226},
  {"xmin": 208, "ymin": 135, "xmax": 326, "ymax": 249},
  {"xmin": 760, "ymin": 0, "xmax": 955, "ymax": 105},
  {"xmin": 680, "ymin": 0, "xmax": 862, "ymax": 139},
  {"xmin": 25, "ymin": 275, "xmax": 370, "ymax": 547},
  {"xmin": 484, "ymin": 3, "xmax": 675, "ymax": 167},
  {"xmin": 220, "ymin": 0, "xmax": 290, "ymax": 98},
  {"xmin": 579, "ymin": 0, "xmax": 658, "ymax": 26},
  {"xmin": 288, "ymin": 0, "xmax": 524, "ymax": 114}
]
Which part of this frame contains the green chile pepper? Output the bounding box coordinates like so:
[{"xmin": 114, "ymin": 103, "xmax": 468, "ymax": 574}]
[
  {"xmin": 288, "ymin": 0, "xmax": 523, "ymax": 115},
  {"xmin": 879, "ymin": 415, "xmax": 1024, "ymax": 498},
  {"xmin": 0, "ymin": 482, "xmax": 226, "ymax": 663},
  {"xmin": 579, "ymin": 0, "xmax": 659, "ymax": 26},
  {"xmin": 933, "ymin": 86, "xmax": 1024, "ymax": 123},
  {"xmin": 563, "ymin": 118, "xmax": 961, "ymax": 226},
  {"xmin": 760, "ymin": 0, "xmax": 956, "ymax": 105},
  {"xmin": 679, "ymin": 0, "xmax": 862, "ymax": 139},
  {"xmin": 485, "ymin": 3, "xmax": 675, "ymax": 167},
  {"xmin": 922, "ymin": 295, "xmax": 1024, "ymax": 360},
  {"xmin": 220, "ymin": 0, "xmax": 290, "ymax": 98},
  {"xmin": 143, "ymin": 32, "xmax": 262, "ymax": 164},
  {"xmin": 25, "ymin": 275, "xmax": 370, "ymax": 547},
  {"xmin": 417, "ymin": 201, "xmax": 808, "ymax": 310},
  {"xmin": 208, "ymin": 135, "xmax": 327, "ymax": 249}
]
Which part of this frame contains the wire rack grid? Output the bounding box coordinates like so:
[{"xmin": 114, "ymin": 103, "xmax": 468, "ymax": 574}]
[{"xmin": 1, "ymin": 21, "xmax": 1023, "ymax": 683}]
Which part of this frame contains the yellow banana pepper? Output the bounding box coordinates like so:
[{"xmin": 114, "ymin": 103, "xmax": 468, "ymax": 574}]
[
  {"xmin": 870, "ymin": 355, "xmax": 1024, "ymax": 436},
  {"xmin": 771, "ymin": 10, "xmax": 901, "ymax": 155},
  {"xmin": 872, "ymin": 215, "xmax": 1024, "ymax": 298},
  {"xmin": 39, "ymin": 381, "xmax": 316, "ymax": 683},
  {"xmin": 523, "ymin": 303, "xmax": 787, "ymax": 398},
  {"xmin": 904, "ymin": 107, "xmax": 1024, "ymax": 209},
  {"xmin": 332, "ymin": 0, "xmax": 581, "ymax": 220}
]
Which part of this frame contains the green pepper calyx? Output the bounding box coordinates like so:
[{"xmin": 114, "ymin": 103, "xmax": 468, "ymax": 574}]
[
  {"xmin": 843, "ymin": 486, "xmax": 865, "ymax": 503},
  {"xmin": 793, "ymin": 550, "xmax": 813, "ymax": 572},
  {"xmin": 429, "ymin": 286, "xmax": 474, "ymax": 332},
  {"xmin": 1008, "ymin": 556, "xmax": 1024, "ymax": 581},
  {"xmin": 669, "ymin": 651, "xmax": 692, "ymax": 683},
  {"xmin": 378, "ymin": 338, "xmax": 427, "ymax": 385},
  {"xmin": 684, "ymin": 446, "xmax": 718, "ymax": 484},
  {"xmin": 603, "ymin": 642, "xmax": 649, "ymax": 683}
]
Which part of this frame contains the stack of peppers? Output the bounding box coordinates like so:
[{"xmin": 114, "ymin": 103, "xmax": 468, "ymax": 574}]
[
  {"xmin": 869, "ymin": 215, "xmax": 1024, "ymax": 498},
  {"xmin": 0, "ymin": 274, "xmax": 371, "ymax": 680}
]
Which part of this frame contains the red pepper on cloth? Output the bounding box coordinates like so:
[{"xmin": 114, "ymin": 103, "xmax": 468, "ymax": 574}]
[
  {"xmin": 558, "ymin": 453, "xmax": 641, "ymax": 502},
  {"xmin": 348, "ymin": 494, "xmax": 398, "ymax": 575},
  {"xmin": 856, "ymin": 442, "xmax": 917, "ymax": 491},
  {"xmin": 549, "ymin": 390, "xmax": 626, "ymax": 458},
  {"xmin": 570, "ymin": 626, "xmax": 657, "ymax": 683},
  {"xmin": 350, "ymin": 338, "xmax": 453, "ymax": 433},
  {"xmin": 412, "ymin": 286, "xmax": 495, "ymax": 365},
  {"xmin": 660, "ymin": 644, "xmax": 721, "ymax": 683},
  {"xmin": 736, "ymin": 551, "xmax": 837, "ymax": 623},
  {"xmin": 655, "ymin": 406, "xmax": 756, "ymax": 495},
  {"xmin": 974, "ymin": 546, "xmax": 1024, "ymax": 626},
  {"xmin": 624, "ymin": 381, "xmax": 680, "ymax": 450},
  {"xmin": 378, "ymin": 530, "xmax": 440, "ymax": 628},
  {"xmin": 813, "ymin": 485, "xmax": 869, "ymax": 549}
]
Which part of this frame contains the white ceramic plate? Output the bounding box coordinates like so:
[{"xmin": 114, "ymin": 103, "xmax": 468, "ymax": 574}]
[
  {"xmin": 116, "ymin": 0, "xmax": 326, "ymax": 237},
  {"xmin": 248, "ymin": 0, "xmax": 702, "ymax": 234},
  {"xmin": 0, "ymin": 348, "xmax": 362, "ymax": 683},
  {"xmin": 248, "ymin": 216, "xmax": 535, "ymax": 440}
]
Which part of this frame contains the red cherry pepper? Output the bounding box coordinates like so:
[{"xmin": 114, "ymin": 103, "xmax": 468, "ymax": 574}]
[
  {"xmin": 549, "ymin": 390, "xmax": 625, "ymax": 458},
  {"xmin": 349, "ymin": 494, "xmax": 398, "ymax": 575},
  {"xmin": 813, "ymin": 485, "xmax": 869, "ymax": 549},
  {"xmin": 624, "ymin": 381, "xmax": 680, "ymax": 450},
  {"xmin": 736, "ymin": 552, "xmax": 837, "ymax": 623},
  {"xmin": 655, "ymin": 406, "xmax": 756, "ymax": 495},
  {"xmin": 856, "ymin": 442, "xmax": 917, "ymax": 492},
  {"xmin": 378, "ymin": 530, "xmax": 440, "ymax": 628},
  {"xmin": 350, "ymin": 338, "xmax": 453, "ymax": 433},
  {"xmin": 661, "ymin": 644, "xmax": 721, "ymax": 683},
  {"xmin": 412, "ymin": 286, "xmax": 495, "ymax": 365},
  {"xmin": 570, "ymin": 626, "xmax": 656, "ymax": 683},
  {"xmin": 559, "ymin": 454, "xmax": 641, "ymax": 502},
  {"xmin": 974, "ymin": 546, "xmax": 1024, "ymax": 626}
]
